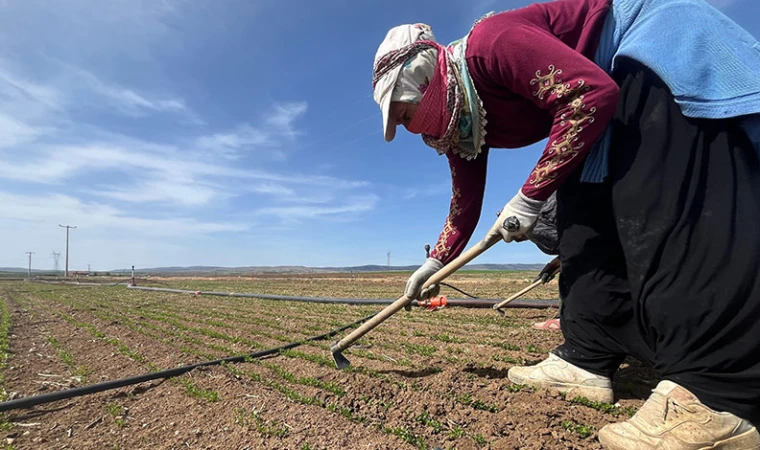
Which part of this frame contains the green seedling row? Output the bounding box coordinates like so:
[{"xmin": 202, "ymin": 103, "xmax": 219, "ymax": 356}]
[
  {"xmin": 569, "ymin": 396, "xmax": 638, "ymax": 418},
  {"xmin": 133, "ymin": 300, "xmax": 420, "ymax": 359},
  {"xmin": 561, "ymin": 419, "xmax": 595, "ymax": 439},
  {"xmin": 233, "ymin": 407, "xmax": 289, "ymax": 438},
  {"xmin": 0, "ymin": 293, "xmax": 13, "ymax": 433},
  {"xmin": 170, "ymin": 296, "xmax": 527, "ymax": 357},
  {"xmin": 105, "ymin": 402, "xmax": 128, "ymax": 428},
  {"xmin": 46, "ymin": 336, "xmax": 88, "ymax": 380},
  {"xmin": 30, "ymin": 289, "xmax": 255, "ymax": 357},
  {"xmin": 27, "ymin": 289, "xmax": 414, "ymax": 401},
  {"xmin": 21, "ymin": 288, "xmax": 546, "ymax": 422},
  {"xmin": 224, "ymin": 363, "xmax": 439, "ymax": 449},
  {"xmin": 121, "ymin": 288, "xmax": 509, "ymax": 346},
  {"xmin": 32, "ymin": 289, "xmax": 351, "ymax": 403},
  {"xmin": 17, "ymin": 291, "xmax": 221, "ymax": 404},
  {"xmin": 12, "ymin": 285, "xmax": 631, "ymax": 450}
]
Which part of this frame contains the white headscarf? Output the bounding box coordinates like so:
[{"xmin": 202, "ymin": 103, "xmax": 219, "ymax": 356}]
[
  {"xmin": 372, "ymin": 18, "xmax": 489, "ymax": 159},
  {"xmin": 372, "ymin": 23, "xmax": 438, "ymax": 141},
  {"xmin": 390, "ymin": 49, "xmax": 438, "ymax": 104}
]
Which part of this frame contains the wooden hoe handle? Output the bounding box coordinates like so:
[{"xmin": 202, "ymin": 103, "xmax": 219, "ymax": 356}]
[{"xmin": 330, "ymin": 235, "xmax": 500, "ymax": 361}]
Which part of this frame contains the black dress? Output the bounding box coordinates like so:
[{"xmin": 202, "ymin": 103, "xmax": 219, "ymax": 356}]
[{"xmin": 554, "ymin": 57, "xmax": 760, "ymax": 424}]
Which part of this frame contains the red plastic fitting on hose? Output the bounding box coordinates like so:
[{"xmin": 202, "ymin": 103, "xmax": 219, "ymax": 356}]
[{"xmin": 418, "ymin": 295, "xmax": 447, "ymax": 310}]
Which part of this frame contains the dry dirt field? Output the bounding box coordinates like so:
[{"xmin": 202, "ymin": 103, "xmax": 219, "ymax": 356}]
[{"xmin": 0, "ymin": 272, "xmax": 655, "ymax": 449}]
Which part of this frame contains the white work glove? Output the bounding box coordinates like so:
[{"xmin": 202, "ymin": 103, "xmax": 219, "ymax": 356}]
[
  {"xmin": 405, "ymin": 258, "xmax": 443, "ymax": 300},
  {"xmin": 487, "ymin": 192, "xmax": 545, "ymax": 243}
]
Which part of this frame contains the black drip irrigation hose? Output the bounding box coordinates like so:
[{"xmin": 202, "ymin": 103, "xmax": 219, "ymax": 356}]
[
  {"xmin": 439, "ymin": 282, "xmax": 480, "ymax": 299},
  {"xmin": 31, "ymin": 278, "xmax": 132, "ymax": 287},
  {"xmin": 125, "ymin": 285, "xmax": 560, "ymax": 309},
  {"xmin": 0, "ymin": 312, "xmax": 377, "ymax": 413}
]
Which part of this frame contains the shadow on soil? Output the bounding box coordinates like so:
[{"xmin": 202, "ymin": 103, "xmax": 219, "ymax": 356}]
[
  {"xmin": 6, "ymin": 380, "xmax": 167, "ymax": 421},
  {"xmin": 462, "ymin": 366, "xmax": 510, "ymax": 379},
  {"xmin": 461, "ymin": 355, "xmax": 656, "ymax": 401},
  {"xmin": 380, "ymin": 367, "xmax": 443, "ymax": 378},
  {"xmin": 612, "ymin": 357, "xmax": 657, "ymax": 400},
  {"xmin": 8, "ymin": 403, "xmax": 74, "ymax": 422}
]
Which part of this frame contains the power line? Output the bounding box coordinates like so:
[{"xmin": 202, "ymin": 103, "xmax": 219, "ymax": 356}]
[
  {"xmin": 59, "ymin": 224, "xmax": 77, "ymax": 277},
  {"xmin": 316, "ymin": 129, "xmax": 381, "ymax": 156},
  {"xmin": 300, "ymin": 113, "xmax": 380, "ymax": 150}
]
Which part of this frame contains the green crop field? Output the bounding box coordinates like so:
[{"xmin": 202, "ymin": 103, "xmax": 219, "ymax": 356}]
[{"xmin": 0, "ymin": 275, "xmax": 652, "ymax": 449}]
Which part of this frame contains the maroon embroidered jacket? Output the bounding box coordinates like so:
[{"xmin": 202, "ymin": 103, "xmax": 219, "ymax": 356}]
[{"xmin": 429, "ymin": 0, "xmax": 618, "ymax": 264}]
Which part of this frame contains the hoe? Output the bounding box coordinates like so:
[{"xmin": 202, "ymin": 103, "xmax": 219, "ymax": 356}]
[
  {"xmin": 492, "ymin": 279, "xmax": 544, "ymax": 316},
  {"xmin": 330, "ymin": 215, "xmax": 530, "ymax": 369},
  {"xmin": 493, "ymin": 256, "xmax": 560, "ymax": 316}
]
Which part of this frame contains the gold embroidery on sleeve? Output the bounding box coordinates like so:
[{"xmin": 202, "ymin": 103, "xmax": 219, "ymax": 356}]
[
  {"xmin": 531, "ymin": 65, "xmax": 564, "ymax": 100},
  {"xmin": 433, "ymin": 218, "xmax": 458, "ymax": 258},
  {"xmin": 528, "ymin": 66, "xmax": 597, "ymax": 188}
]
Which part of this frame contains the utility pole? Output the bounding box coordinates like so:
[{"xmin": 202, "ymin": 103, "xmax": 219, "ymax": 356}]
[
  {"xmin": 387, "ymin": 252, "xmax": 390, "ymax": 267},
  {"xmin": 26, "ymin": 252, "xmax": 35, "ymax": 278},
  {"xmin": 59, "ymin": 224, "xmax": 77, "ymax": 277},
  {"xmin": 52, "ymin": 252, "xmax": 61, "ymax": 273}
]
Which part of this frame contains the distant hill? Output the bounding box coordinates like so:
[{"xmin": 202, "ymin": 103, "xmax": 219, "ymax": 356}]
[
  {"xmin": 1, "ymin": 263, "xmax": 545, "ymax": 276},
  {"xmin": 0, "ymin": 268, "xmax": 56, "ymax": 274},
  {"xmin": 131, "ymin": 263, "xmax": 545, "ymax": 275}
]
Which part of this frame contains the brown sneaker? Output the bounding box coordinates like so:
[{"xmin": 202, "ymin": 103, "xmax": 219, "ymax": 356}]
[
  {"xmin": 599, "ymin": 380, "xmax": 760, "ymax": 450},
  {"xmin": 507, "ymin": 353, "xmax": 614, "ymax": 403}
]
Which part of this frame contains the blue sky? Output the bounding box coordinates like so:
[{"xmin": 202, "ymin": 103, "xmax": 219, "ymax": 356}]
[{"xmin": 1, "ymin": 0, "xmax": 757, "ymax": 271}]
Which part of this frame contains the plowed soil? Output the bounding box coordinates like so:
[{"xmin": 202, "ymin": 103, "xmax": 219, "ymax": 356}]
[{"xmin": 0, "ymin": 275, "xmax": 655, "ymax": 449}]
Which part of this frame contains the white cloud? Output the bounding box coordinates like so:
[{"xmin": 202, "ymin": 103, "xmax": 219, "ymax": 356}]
[
  {"xmin": 0, "ymin": 59, "xmax": 198, "ymax": 132},
  {"xmin": 0, "ymin": 134, "xmax": 375, "ymax": 225},
  {"xmin": 196, "ymin": 124, "xmax": 272, "ymax": 158},
  {"xmin": 266, "ymin": 102, "xmax": 308, "ymax": 138},
  {"xmin": 0, "ymin": 64, "xmax": 65, "ymax": 145},
  {"xmin": 0, "ymin": 190, "xmax": 239, "ymax": 270},
  {"xmin": 402, "ymin": 182, "xmax": 451, "ymax": 200},
  {"xmin": 246, "ymin": 183, "xmax": 345, "ymax": 206},
  {"xmin": 0, "ymin": 138, "xmax": 368, "ymax": 187},
  {"xmin": 0, "ymin": 61, "xmax": 374, "ymax": 227},
  {"xmin": 0, "ymin": 113, "xmax": 48, "ymax": 148},
  {"xmin": 101, "ymin": 89, "xmax": 187, "ymax": 114},
  {"xmin": 250, "ymin": 183, "xmax": 297, "ymax": 197},
  {"xmin": 196, "ymin": 102, "xmax": 308, "ymax": 159},
  {"xmin": 0, "ymin": 67, "xmax": 62, "ymax": 113},
  {"xmin": 94, "ymin": 179, "xmax": 222, "ymax": 207},
  {"xmin": 72, "ymin": 68, "xmax": 194, "ymax": 118},
  {"xmin": 0, "ymin": 2, "xmax": 383, "ymax": 269},
  {"xmin": 0, "ymin": 192, "xmax": 246, "ymax": 237},
  {"xmin": 0, "ymin": 0, "xmax": 187, "ymax": 66},
  {"xmin": 256, "ymin": 194, "xmax": 379, "ymax": 221}
]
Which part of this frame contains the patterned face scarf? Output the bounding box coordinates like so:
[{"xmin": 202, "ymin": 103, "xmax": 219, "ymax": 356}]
[
  {"xmin": 372, "ymin": 17, "xmax": 491, "ymax": 160},
  {"xmin": 406, "ymin": 46, "xmax": 463, "ymax": 153}
]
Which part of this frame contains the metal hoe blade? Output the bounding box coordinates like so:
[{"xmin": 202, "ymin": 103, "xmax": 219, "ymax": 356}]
[{"xmin": 331, "ymin": 347, "xmax": 351, "ymax": 370}]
